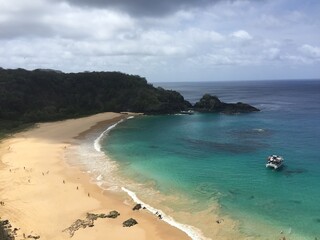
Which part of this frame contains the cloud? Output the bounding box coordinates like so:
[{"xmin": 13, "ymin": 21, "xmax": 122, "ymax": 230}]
[
  {"xmin": 0, "ymin": 0, "xmax": 136, "ymax": 40},
  {"xmin": 231, "ymin": 30, "xmax": 253, "ymax": 41},
  {"xmin": 300, "ymin": 44, "xmax": 320, "ymax": 59},
  {"xmin": 0, "ymin": 0, "xmax": 54, "ymax": 39},
  {"xmin": 264, "ymin": 48, "xmax": 281, "ymax": 60},
  {"xmin": 0, "ymin": 0, "xmax": 319, "ymax": 81},
  {"xmin": 58, "ymin": 0, "xmax": 224, "ymax": 17}
]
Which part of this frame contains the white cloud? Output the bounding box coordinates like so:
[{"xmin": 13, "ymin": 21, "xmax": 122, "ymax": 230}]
[
  {"xmin": 300, "ymin": 44, "xmax": 320, "ymax": 59},
  {"xmin": 231, "ymin": 30, "xmax": 253, "ymax": 41},
  {"xmin": 183, "ymin": 28, "xmax": 225, "ymax": 43}
]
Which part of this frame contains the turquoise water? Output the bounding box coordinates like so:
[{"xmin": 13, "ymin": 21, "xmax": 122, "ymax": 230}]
[{"xmin": 102, "ymin": 80, "xmax": 320, "ymax": 239}]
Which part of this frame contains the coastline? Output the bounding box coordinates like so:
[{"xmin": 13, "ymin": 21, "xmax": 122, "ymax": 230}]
[
  {"xmin": 0, "ymin": 112, "xmax": 190, "ymax": 240},
  {"xmin": 84, "ymin": 115, "xmax": 250, "ymax": 240},
  {"xmin": 93, "ymin": 114, "xmax": 301, "ymax": 240}
]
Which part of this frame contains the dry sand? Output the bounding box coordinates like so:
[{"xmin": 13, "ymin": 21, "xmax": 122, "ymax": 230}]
[{"xmin": 0, "ymin": 112, "xmax": 191, "ymax": 240}]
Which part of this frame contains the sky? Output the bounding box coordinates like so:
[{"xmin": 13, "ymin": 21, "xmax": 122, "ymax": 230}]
[{"xmin": 0, "ymin": 0, "xmax": 319, "ymax": 82}]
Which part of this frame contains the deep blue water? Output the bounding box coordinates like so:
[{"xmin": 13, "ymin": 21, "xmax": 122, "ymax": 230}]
[{"xmin": 102, "ymin": 80, "xmax": 320, "ymax": 239}]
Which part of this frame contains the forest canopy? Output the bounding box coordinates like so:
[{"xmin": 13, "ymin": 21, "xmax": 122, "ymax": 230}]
[{"xmin": 0, "ymin": 68, "xmax": 191, "ymax": 135}]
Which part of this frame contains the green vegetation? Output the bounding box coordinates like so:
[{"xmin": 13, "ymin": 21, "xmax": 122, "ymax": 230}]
[{"xmin": 0, "ymin": 68, "xmax": 191, "ymax": 136}]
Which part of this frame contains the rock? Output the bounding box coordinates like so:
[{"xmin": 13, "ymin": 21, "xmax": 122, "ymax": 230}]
[
  {"xmin": 0, "ymin": 219, "xmax": 16, "ymax": 240},
  {"xmin": 194, "ymin": 94, "xmax": 260, "ymax": 114},
  {"xmin": 132, "ymin": 204, "xmax": 142, "ymax": 211},
  {"xmin": 1, "ymin": 220, "xmax": 9, "ymax": 226},
  {"xmin": 63, "ymin": 212, "xmax": 119, "ymax": 237},
  {"xmin": 194, "ymin": 94, "xmax": 222, "ymax": 111},
  {"xmin": 63, "ymin": 219, "xmax": 89, "ymax": 237},
  {"xmin": 27, "ymin": 235, "xmax": 40, "ymax": 239},
  {"xmin": 106, "ymin": 210, "xmax": 120, "ymax": 219},
  {"xmin": 86, "ymin": 213, "xmax": 99, "ymax": 221},
  {"xmin": 222, "ymin": 102, "xmax": 260, "ymax": 114},
  {"xmin": 123, "ymin": 218, "xmax": 138, "ymax": 227}
]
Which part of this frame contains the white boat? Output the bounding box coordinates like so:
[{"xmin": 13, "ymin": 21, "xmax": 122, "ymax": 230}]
[
  {"xmin": 266, "ymin": 155, "xmax": 284, "ymax": 169},
  {"xmin": 180, "ymin": 110, "xmax": 194, "ymax": 115}
]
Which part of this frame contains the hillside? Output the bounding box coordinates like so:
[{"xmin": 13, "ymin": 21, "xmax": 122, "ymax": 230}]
[{"xmin": 0, "ymin": 68, "xmax": 191, "ymax": 134}]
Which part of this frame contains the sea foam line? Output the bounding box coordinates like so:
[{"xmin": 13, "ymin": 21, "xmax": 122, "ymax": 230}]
[
  {"xmin": 122, "ymin": 187, "xmax": 210, "ymax": 240},
  {"xmin": 93, "ymin": 118, "xmax": 129, "ymax": 152}
]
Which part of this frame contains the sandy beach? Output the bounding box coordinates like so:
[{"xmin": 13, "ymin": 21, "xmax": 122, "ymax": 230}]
[{"xmin": 0, "ymin": 112, "xmax": 191, "ymax": 240}]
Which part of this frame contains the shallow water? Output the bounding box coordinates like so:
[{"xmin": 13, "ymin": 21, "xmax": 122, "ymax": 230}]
[{"xmin": 101, "ymin": 80, "xmax": 320, "ymax": 239}]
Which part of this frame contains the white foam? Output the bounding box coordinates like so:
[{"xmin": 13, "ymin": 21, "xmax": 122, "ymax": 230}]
[
  {"xmin": 96, "ymin": 174, "xmax": 103, "ymax": 181},
  {"xmin": 121, "ymin": 187, "xmax": 210, "ymax": 240},
  {"xmin": 253, "ymin": 128, "xmax": 264, "ymax": 132},
  {"xmin": 93, "ymin": 119, "xmax": 124, "ymax": 152},
  {"xmin": 106, "ymin": 186, "xmax": 120, "ymax": 191},
  {"xmin": 127, "ymin": 116, "xmax": 135, "ymax": 119}
]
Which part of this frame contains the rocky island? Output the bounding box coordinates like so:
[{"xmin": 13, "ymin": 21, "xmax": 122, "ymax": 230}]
[{"xmin": 194, "ymin": 94, "xmax": 260, "ymax": 114}]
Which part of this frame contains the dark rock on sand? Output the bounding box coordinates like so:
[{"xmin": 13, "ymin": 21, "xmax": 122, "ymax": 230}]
[
  {"xmin": 106, "ymin": 210, "xmax": 120, "ymax": 219},
  {"xmin": 1, "ymin": 220, "xmax": 9, "ymax": 226},
  {"xmin": 63, "ymin": 211, "xmax": 120, "ymax": 237},
  {"xmin": 132, "ymin": 204, "xmax": 142, "ymax": 211},
  {"xmin": 0, "ymin": 219, "xmax": 16, "ymax": 240},
  {"xmin": 123, "ymin": 218, "xmax": 138, "ymax": 227},
  {"xmin": 27, "ymin": 234, "xmax": 40, "ymax": 239}
]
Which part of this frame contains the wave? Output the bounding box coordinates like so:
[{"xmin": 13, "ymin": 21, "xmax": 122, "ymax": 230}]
[
  {"xmin": 121, "ymin": 187, "xmax": 210, "ymax": 240},
  {"xmin": 93, "ymin": 119, "xmax": 125, "ymax": 152},
  {"xmin": 94, "ymin": 116, "xmax": 135, "ymax": 152},
  {"xmin": 96, "ymin": 174, "xmax": 103, "ymax": 181}
]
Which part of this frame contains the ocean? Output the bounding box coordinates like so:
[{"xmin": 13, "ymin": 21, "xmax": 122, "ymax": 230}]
[{"xmin": 75, "ymin": 80, "xmax": 320, "ymax": 239}]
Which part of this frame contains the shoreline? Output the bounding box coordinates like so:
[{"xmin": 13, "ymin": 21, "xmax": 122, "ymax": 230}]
[
  {"xmin": 67, "ymin": 115, "xmax": 211, "ymax": 240},
  {"xmin": 91, "ymin": 114, "xmax": 303, "ymax": 240},
  {"xmin": 86, "ymin": 115, "xmax": 249, "ymax": 240},
  {"xmin": 0, "ymin": 112, "xmax": 190, "ymax": 240}
]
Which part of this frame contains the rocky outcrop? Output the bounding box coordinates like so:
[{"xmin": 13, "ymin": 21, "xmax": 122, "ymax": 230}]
[
  {"xmin": 122, "ymin": 218, "xmax": 138, "ymax": 227},
  {"xmin": 27, "ymin": 234, "xmax": 40, "ymax": 239},
  {"xmin": 105, "ymin": 211, "xmax": 120, "ymax": 219},
  {"xmin": 194, "ymin": 94, "xmax": 260, "ymax": 114},
  {"xmin": 0, "ymin": 219, "xmax": 16, "ymax": 240},
  {"xmin": 63, "ymin": 211, "xmax": 120, "ymax": 237},
  {"xmin": 132, "ymin": 204, "xmax": 142, "ymax": 211}
]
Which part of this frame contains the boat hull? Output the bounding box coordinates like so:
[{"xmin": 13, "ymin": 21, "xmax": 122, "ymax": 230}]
[{"xmin": 266, "ymin": 162, "xmax": 283, "ymax": 170}]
